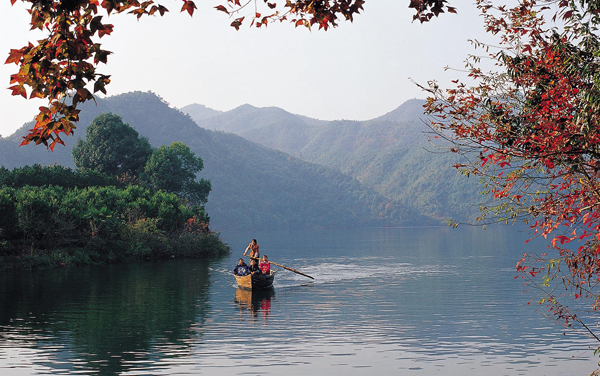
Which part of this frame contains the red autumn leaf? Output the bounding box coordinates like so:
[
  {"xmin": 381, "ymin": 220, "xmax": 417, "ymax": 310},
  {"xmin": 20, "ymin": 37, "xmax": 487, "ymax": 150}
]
[
  {"xmin": 98, "ymin": 24, "xmax": 114, "ymax": 38},
  {"xmin": 9, "ymin": 84, "xmax": 27, "ymax": 98},
  {"xmin": 215, "ymin": 5, "xmax": 229, "ymax": 14},
  {"xmin": 29, "ymin": 90, "xmax": 44, "ymax": 99},
  {"xmin": 5, "ymin": 49, "xmax": 23, "ymax": 65},
  {"xmin": 157, "ymin": 5, "xmax": 168, "ymax": 16},
  {"xmin": 181, "ymin": 0, "xmax": 196, "ymax": 16},
  {"xmin": 231, "ymin": 17, "xmax": 244, "ymax": 30}
]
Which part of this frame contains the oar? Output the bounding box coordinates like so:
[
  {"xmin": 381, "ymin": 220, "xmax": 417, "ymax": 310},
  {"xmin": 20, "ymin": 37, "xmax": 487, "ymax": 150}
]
[
  {"xmin": 245, "ymin": 255, "xmax": 314, "ymax": 280},
  {"xmin": 269, "ymin": 260, "xmax": 314, "ymax": 280}
]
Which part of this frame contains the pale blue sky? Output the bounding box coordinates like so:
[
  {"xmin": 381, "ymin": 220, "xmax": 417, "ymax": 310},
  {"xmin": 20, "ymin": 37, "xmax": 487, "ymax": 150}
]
[{"xmin": 0, "ymin": 1, "xmax": 486, "ymax": 137}]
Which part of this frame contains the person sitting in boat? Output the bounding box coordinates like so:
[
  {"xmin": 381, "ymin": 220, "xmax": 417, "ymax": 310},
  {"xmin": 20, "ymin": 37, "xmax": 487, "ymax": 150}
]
[
  {"xmin": 243, "ymin": 239, "xmax": 260, "ymax": 259},
  {"xmin": 259, "ymin": 255, "xmax": 271, "ymax": 276},
  {"xmin": 248, "ymin": 258, "xmax": 262, "ymax": 276},
  {"xmin": 233, "ymin": 258, "xmax": 249, "ymax": 276}
]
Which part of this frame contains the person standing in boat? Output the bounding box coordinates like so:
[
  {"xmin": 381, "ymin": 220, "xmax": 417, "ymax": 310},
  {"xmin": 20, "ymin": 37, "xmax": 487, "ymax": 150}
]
[
  {"xmin": 243, "ymin": 239, "xmax": 260, "ymax": 259},
  {"xmin": 259, "ymin": 255, "xmax": 271, "ymax": 276},
  {"xmin": 233, "ymin": 258, "xmax": 249, "ymax": 276},
  {"xmin": 248, "ymin": 258, "xmax": 262, "ymax": 276}
]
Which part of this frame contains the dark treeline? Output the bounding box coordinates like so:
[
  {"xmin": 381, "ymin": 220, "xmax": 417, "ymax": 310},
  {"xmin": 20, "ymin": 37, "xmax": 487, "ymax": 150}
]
[
  {"xmin": 0, "ymin": 164, "xmax": 119, "ymax": 189},
  {"xmin": 0, "ymin": 166, "xmax": 227, "ymax": 270}
]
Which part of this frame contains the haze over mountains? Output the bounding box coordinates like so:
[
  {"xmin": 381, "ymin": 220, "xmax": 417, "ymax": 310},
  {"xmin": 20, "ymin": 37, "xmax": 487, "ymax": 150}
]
[
  {"xmin": 0, "ymin": 91, "xmax": 443, "ymax": 230},
  {"xmin": 182, "ymin": 99, "xmax": 483, "ymax": 222}
]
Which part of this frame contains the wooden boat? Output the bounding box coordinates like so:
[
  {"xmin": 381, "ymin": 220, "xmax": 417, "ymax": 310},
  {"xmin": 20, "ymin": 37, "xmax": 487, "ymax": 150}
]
[{"xmin": 234, "ymin": 272, "xmax": 275, "ymax": 290}]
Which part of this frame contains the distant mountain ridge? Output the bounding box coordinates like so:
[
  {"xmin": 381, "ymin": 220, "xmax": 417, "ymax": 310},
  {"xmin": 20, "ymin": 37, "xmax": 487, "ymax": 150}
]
[
  {"xmin": 181, "ymin": 104, "xmax": 222, "ymax": 121},
  {"xmin": 0, "ymin": 91, "xmax": 430, "ymax": 230},
  {"xmin": 375, "ymin": 98, "xmax": 431, "ymax": 122},
  {"xmin": 183, "ymin": 98, "xmax": 483, "ymax": 222}
]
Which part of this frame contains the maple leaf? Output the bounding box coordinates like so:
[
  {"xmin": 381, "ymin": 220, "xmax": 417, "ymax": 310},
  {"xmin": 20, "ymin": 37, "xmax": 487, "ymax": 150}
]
[
  {"xmin": 5, "ymin": 49, "xmax": 23, "ymax": 65},
  {"xmin": 9, "ymin": 84, "xmax": 27, "ymax": 98},
  {"xmin": 98, "ymin": 24, "xmax": 114, "ymax": 38},
  {"xmin": 215, "ymin": 5, "xmax": 229, "ymax": 14},
  {"xmin": 181, "ymin": 0, "xmax": 196, "ymax": 16},
  {"xmin": 231, "ymin": 17, "xmax": 244, "ymax": 30}
]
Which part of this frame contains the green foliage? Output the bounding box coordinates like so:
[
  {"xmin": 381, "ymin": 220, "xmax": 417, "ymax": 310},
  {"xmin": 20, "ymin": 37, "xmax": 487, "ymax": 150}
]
[
  {"xmin": 0, "ymin": 184, "xmax": 227, "ymax": 270},
  {"xmin": 72, "ymin": 113, "xmax": 153, "ymax": 177},
  {"xmin": 121, "ymin": 216, "xmax": 168, "ymax": 259},
  {"xmin": 0, "ymin": 189, "xmax": 17, "ymax": 241},
  {"xmin": 170, "ymin": 217, "xmax": 228, "ymax": 258},
  {"xmin": 141, "ymin": 142, "xmax": 211, "ymax": 205},
  {"xmin": 0, "ymin": 163, "xmax": 119, "ymax": 188}
]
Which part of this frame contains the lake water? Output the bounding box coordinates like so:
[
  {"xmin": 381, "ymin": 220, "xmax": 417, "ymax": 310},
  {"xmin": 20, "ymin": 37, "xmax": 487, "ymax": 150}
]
[{"xmin": 0, "ymin": 226, "xmax": 598, "ymax": 375}]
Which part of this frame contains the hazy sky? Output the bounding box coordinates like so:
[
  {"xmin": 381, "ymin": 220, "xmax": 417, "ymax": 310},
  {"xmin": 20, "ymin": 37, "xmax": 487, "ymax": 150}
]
[{"xmin": 0, "ymin": 1, "xmax": 487, "ymax": 137}]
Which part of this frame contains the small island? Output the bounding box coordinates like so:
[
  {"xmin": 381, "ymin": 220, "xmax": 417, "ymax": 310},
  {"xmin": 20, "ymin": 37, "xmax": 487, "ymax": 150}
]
[{"xmin": 0, "ymin": 113, "xmax": 229, "ymax": 270}]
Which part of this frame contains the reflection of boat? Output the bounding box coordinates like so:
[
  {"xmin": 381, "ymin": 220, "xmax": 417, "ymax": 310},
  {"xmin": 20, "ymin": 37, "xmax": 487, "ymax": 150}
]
[
  {"xmin": 234, "ymin": 287, "xmax": 275, "ymax": 317},
  {"xmin": 234, "ymin": 287, "xmax": 275, "ymax": 308},
  {"xmin": 234, "ymin": 273, "xmax": 274, "ymax": 290}
]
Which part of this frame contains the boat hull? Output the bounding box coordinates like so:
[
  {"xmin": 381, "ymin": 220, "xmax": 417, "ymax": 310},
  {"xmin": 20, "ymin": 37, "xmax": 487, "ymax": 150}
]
[{"xmin": 235, "ymin": 273, "xmax": 274, "ymax": 290}]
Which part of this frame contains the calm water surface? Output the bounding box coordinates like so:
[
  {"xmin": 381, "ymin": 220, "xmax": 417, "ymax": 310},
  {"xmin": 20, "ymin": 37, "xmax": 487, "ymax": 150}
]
[{"xmin": 0, "ymin": 226, "xmax": 597, "ymax": 375}]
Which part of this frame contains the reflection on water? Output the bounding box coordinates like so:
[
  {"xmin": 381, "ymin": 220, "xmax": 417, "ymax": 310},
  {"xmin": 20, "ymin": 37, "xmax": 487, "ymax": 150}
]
[
  {"xmin": 0, "ymin": 226, "xmax": 598, "ymax": 375},
  {"xmin": 234, "ymin": 289, "xmax": 275, "ymax": 320},
  {"xmin": 0, "ymin": 261, "xmax": 211, "ymax": 375}
]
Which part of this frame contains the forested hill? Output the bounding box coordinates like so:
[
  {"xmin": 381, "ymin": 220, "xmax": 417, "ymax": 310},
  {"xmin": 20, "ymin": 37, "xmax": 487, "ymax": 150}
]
[
  {"xmin": 0, "ymin": 91, "xmax": 431, "ymax": 230},
  {"xmin": 183, "ymin": 99, "xmax": 483, "ymax": 222}
]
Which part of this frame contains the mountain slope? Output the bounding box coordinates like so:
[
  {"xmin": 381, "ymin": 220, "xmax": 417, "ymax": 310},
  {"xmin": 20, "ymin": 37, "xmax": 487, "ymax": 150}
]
[
  {"xmin": 184, "ymin": 99, "xmax": 483, "ymax": 222},
  {"xmin": 0, "ymin": 91, "xmax": 429, "ymax": 230}
]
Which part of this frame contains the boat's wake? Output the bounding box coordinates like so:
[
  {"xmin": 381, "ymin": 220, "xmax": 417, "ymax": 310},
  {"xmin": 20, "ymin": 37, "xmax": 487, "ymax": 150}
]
[
  {"xmin": 272, "ymin": 260, "xmax": 450, "ymax": 288},
  {"xmin": 215, "ymin": 257, "xmax": 452, "ymax": 289}
]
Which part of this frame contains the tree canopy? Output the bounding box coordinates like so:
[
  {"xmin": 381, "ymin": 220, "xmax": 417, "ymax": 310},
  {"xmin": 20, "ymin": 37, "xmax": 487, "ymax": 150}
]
[
  {"xmin": 6, "ymin": 0, "xmax": 455, "ymax": 149},
  {"xmin": 72, "ymin": 113, "xmax": 153, "ymax": 177},
  {"xmin": 421, "ymin": 0, "xmax": 600, "ymax": 349},
  {"xmin": 141, "ymin": 141, "xmax": 211, "ymax": 205},
  {"xmin": 73, "ymin": 113, "xmax": 211, "ymax": 205}
]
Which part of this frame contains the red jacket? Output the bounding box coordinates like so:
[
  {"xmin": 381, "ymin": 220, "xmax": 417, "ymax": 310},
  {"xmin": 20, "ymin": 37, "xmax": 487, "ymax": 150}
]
[{"xmin": 259, "ymin": 261, "xmax": 270, "ymax": 275}]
